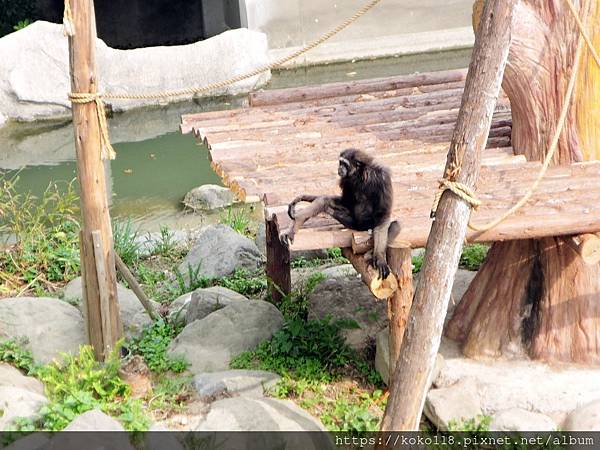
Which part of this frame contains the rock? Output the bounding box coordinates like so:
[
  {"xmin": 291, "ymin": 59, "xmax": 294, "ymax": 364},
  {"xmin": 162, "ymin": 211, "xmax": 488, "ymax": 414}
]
[
  {"xmin": 0, "ymin": 297, "xmax": 86, "ymax": 365},
  {"xmin": 63, "ymin": 409, "xmax": 125, "ymax": 431},
  {"xmin": 185, "ymin": 286, "xmax": 248, "ymax": 324},
  {"xmin": 183, "ymin": 185, "xmax": 235, "ymax": 211},
  {"xmin": 435, "ymin": 337, "xmax": 600, "ymax": 426},
  {"xmin": 178, "ymin": 225, "xmax": 263, "ymax": 280},
  {"xmin": 255, "ymin": 224, "xmax": 266, "ymax": 255},
  {"xmin": 320, "ymin": 264, "xmax": 357, "ymax": 279},
  {"xmin": 424, "ymin": 378, "xmax": 482, "ymax": 431},
  {"xmin": 446, "ymin": 269, "xmax": 477, "ymax": 323},
  {"xmin": 375, "ymin": 328, "xmax": 444, "ymax": 386},
  {"xmin": 4, "ymin": 433, "xmax": 51, "ymax": 450},
  {"xmin": 168, "ymin": 301, "xmax": 283, "ymax": 373},
  {"xmin": 168, "ymin": 292, "xmax": 193, "ymax": 325},
  {"xmin": 0, "ymin": 22, "xmax": 270, "ymax": 125},
  {"xmin": 145, "ymin": 431, "xmax": 186, "ymax": 450},
  {"xmin": 196, "ymin": 397, "xmax": 327, "ymax": 433},
  {"xmin": 193, "ymin": 370, "xmax": 281, "ymax": 401},
  {"xmin": 0, "ymin": 386, "xmax": 48, "ymax": 430},
  {"xmin": 563, "ymin": 399, "xmax": 600, "ymax": 431},
  {"xmin": 308, "ymin": 276, "xmax": 387, "ymax": 351},
  {"xmin": 63, "ymin": 277, "xmax": 158, "ymax": 337},
  {"xmin": 0, "ymin": 363, "xmax": 44, "ymax": 394},
  {"xmin": 490, "ymin": 408, "xmax": 556, "ymax": 431}
]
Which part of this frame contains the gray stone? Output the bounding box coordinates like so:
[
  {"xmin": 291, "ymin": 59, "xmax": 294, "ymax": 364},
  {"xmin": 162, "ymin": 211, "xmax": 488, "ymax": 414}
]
[
  {"xmin": 255, "ymin": 224, "xmax": 267, "ymax": 255},
  {"xmin": 183, "ymin": 185, "xmax": 235, "ymax": 211},
  {"xmin": 168, "ymin": 292, "xmax": 193, "ymax": 325},
  {"xmin": 435, "ymin": 337, "xmax": 600, "ymax": 426},
  {"xmin": 563, "ymin": 399, "xmax": 600, "ymax": 431},
  {"xmin": 168, "ymin": 301, "xmax": 283, "ymax": 373},
  {"xmin": 145, "ymin": 430, "xmax": 186, "ymax": 450},
  {"xmin": 424, "ymin": 378, "xmax": 482, "ymax": 431},
  {"xmin": 193, "ymin": 370, "xmax": 281, "ymax": 400},
  {"xmin": 0, "ymin": 297, "xmax": 86, "ymax": 365},
  {"xmin": 375, "ymin": 327, "xmax": 444, "ymax": 386},
  {"xmin": 446, "ymin": 269, "xmax": 476, "ymax": 323},
  {"xmin": 0, "ymin": 22, "xmax": 270, "ymax": 125},
  {"xmin": 308, "ymin": 276, "xmax": 387, "ymax": 351},
  {"xmin": 185, "ymin": 286, "xmax": 248, "ymax": 324},
  {"xmin": 0, "ymin": 363, "xmax": 44, "ymax": 394},
  {"xmin": 63, "ymin": 409, "xmax": 125, "ymax": 431},
  {"xmin": 490, "ymin": 408, "xmax": 556, "ymax": 432},
  {"xmin": 178, "ymin": 224, "xmax": 263, "ymax": 280},
  {"xmin": 63, "ymin": 277, "xmax": 158, "ymax": 337},
  {"xmin": 320, "ymin": 264, "xmax": 357, "ymax": 279},
  {"xmin": 196, "ymin": 397, "xmax": 327, "ymax": 434},
  {"xmin": 0, "ymin": 386, "xmax": 48, "ymax": 430},
  {"xmin": 4, "ymin": 433, "xmax": 51, "ymax": 450}
]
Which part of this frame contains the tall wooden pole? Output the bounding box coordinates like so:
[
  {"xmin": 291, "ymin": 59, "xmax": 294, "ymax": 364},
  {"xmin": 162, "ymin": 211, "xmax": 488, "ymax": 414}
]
[
  {"xmin": 380, "ymin": 0, "xmax": 516, "ymax": 431},
  {"xmin": 68, "ymin": 0, "xmax": 122, "ymax": 360}
]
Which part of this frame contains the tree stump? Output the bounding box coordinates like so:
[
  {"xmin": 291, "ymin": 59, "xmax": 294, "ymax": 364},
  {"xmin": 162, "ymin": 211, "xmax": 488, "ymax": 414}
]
[{"xmin": 446, "ymin": 0, "xmax": 600, "ymax": 365}]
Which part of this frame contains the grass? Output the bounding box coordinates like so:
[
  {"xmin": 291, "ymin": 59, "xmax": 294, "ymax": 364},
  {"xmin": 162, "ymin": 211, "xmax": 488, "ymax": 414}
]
[
  {"xmin": 219, "ymin": 206, "xmax": 254, "ymax": 238},
  {"xmin": 411, "ymin": 244, "xmax": 490, "ymax": 274},
  {"xmin": 291, "ymin": 247, "xmax": 349, "ymax": 269},
  {"xmin": 112, "ymin": 218, "xmax": 141, "ymax": 267}
]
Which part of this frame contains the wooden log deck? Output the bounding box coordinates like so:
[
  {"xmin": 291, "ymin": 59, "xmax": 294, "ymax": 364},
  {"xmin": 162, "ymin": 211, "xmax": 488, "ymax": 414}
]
[{"xmin": 181, "ymin": 68, "xmax": 600, "ymax": 252}]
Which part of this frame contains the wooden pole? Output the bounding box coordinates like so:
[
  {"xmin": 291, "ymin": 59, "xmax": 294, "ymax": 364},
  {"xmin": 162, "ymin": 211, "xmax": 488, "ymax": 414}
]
[
  {"xmin": 115, "ymin": 253, "xmax": 159, "ymax": 320},
  {"xmin": 265, "ymin": 214, "xmax": 291, "ymax": 303},
  {"xmin": 380, "ymin": 0, "xmax": 516, "ymax": 431},
  {"xmin": 68, "ymin": 0, "xmax": 122, "ymax": 360}
]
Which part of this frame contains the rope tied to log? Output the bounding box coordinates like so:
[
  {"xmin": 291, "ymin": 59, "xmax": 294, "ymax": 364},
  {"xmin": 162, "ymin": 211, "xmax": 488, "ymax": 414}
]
[
  {"xmin": 68, "ymin": 92, "xmax": 116, "ymax": 160},
  {"xmin": 432, "ymin": 0, "xmax": 599, "ymax": 231},
  {"xmin": 430, "ymin": 179, "xmax": 481, "ymax": 219}
]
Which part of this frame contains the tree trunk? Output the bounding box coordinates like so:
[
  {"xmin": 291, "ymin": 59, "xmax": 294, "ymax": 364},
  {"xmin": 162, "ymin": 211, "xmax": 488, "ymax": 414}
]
[{"xmin": 446, "ymin": 0, "xmax": 600, "ymax": 364}]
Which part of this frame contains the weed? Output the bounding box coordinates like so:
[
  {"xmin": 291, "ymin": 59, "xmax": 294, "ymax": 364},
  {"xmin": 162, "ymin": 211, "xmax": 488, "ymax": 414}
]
[
  {"xmin": 149, "ymin": 374, "xmax": 194, "ymax": 413},
  {"xmin": 152, "ymin": 225, "xmax": 181, "ymax": 258},
  {"xmin": 0, "ymin": 177, "xmax": 80, "ymax": 296},
  {"xmin": 459, "ymin": 244, "xmax": 489, "ymax": 271},
  {"xmin": 0, "ymin": 338, "xmax": 37, "ymax": 375},
  {"xmin": 174, "ymin": 264, "xmax": 212, "ymax": 295},
  {"xmin": 279, "ymin": 272, "xmax": 324, "ymax": 321},
  {"xmin": 219, "ymin": 268, "xmax": 268, "ymax": 298},
  {"xmin": 126, "ymin": 319, "xmax": 188, "ymax": 374},
  {"xmin": 412, "ymin": 254, "xmax": 424, "ymax": 273},
  {"xmin": 15, "ymin": 346, "xmax": 150, "ymax": 431},
  {"xmin": 448, "ymin": 414, "xmax": 492, "ymax": 432},
  {"xmin": 112, "ymin": 218, "xmax": 140, "ymax": 266},
  {"xmin": 320, "ymin": 390, "xmax": 384, "ymax": 432},
  {"xmin": 13, "ymin": 19, "xmax": 30, "ymax": 30},
  {"xmin": 219, "ymin": 207, "xmax": 253, "ymax": 238}
]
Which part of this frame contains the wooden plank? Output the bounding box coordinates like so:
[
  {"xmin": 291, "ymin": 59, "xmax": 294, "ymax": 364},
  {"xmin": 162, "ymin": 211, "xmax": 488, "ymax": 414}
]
[
  {"xmin": 91, "ymin": 230, "xmax": 113, "ymax": 360},
  {"xmin": 115, "ymin": 253, "xmax": 159, "ymax": 320},
  {"xmin": 265, "ymin": 215, "xmax": 291, "ymax": 303}
]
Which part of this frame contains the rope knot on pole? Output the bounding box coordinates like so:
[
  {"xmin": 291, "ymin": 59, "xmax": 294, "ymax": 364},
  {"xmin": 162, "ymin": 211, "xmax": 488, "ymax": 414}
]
[
  {"xmin": 430, "ymin": 178, "xmax": 481, "ymax": 219},
  {"xmin": 68, "ymin": 92, "xmax": 116, "ymax": 160}
]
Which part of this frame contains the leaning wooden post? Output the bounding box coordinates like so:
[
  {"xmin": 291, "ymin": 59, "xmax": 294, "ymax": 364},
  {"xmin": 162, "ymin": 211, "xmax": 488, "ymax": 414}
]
[
  {"xmin": 380, "ymin": 0, "xmax": 516, "ymax": 431},
  {"xmin": 68, "ymin": 0, "xmax": 122, "ymax": 360},
  {"xmin": 265, "ymin": 214, "xmax": 291, "ymax": 303}
]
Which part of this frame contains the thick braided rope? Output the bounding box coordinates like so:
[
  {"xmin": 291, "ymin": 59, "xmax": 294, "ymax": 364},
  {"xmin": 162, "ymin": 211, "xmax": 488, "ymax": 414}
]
[
  {"xmin": 69, "ymin": 93, "xmax": 116, "ymax": 160},
  {"xmin": 430, "ymin": 179, "xmax": 481, "ymax": 219}
]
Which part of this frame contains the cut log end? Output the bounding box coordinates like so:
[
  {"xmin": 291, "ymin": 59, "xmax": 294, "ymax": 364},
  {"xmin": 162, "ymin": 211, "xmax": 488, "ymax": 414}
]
[
  {"xmin": 369, "ymin": 268, "xmax": 399, "ymax": 300},
  {"xmin": 577, "ymin": 234, "xmax": 600, "ymax": 265}
]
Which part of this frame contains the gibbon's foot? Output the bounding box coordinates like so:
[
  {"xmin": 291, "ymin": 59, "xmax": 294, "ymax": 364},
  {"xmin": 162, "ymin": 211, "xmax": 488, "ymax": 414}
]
[
  {"xmin": 372, "ymin": 255, "xmax": 391, "ymax": 280},
  {"xmin": 279, "ymin": 227, "xmax": 295, "ymax": 247}
]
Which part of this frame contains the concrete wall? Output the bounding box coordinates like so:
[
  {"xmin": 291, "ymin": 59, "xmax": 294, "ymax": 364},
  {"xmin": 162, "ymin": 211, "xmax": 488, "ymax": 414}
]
[{"xmin": 242, "ymin": 0, "xmax": 475, "ymax": 65}]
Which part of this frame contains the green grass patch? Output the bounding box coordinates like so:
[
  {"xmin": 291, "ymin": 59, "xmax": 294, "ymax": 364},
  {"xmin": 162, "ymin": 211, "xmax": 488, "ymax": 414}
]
[
  {"xmin": 219, "ymin": 206, "xmax": 254, "ymax": 238},
  {"xmin": 459, "ymin": 244, "xmax": 489, "ymax": 271}
]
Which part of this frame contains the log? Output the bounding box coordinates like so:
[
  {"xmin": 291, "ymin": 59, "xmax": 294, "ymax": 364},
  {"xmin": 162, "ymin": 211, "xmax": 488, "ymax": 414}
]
[
  {"xmin": 249, "ymin": 69, "xmax": 468, "ymax": 107},
  {"xmin": 569, "ymin": 233, "xmax": 600, "ymax": 265},
  {"xmin": 114, "ymin": 253, "xmax": 159, "ymax": 320},
  {"xmin": 91, "ymin": 230, "xmax": 113, "ymax": 360},
  {"xmin": 265, "ymin": 214, "xmax": 291, "ymax": 303},
  {"xmin": 69, "ymin": 0, "xmax": 122, "ymax": 360},
  {"xmin": 381, "ymin": 0, "xmax": 516, "ymax": 431},
  {"xmin": 341, "ymin": 248, "xmax": 398, "ymax": 300}
]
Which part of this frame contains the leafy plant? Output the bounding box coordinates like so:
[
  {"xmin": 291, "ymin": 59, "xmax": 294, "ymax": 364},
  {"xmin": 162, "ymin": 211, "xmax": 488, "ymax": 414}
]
[
  {"xmin": 0, "ymin": 177, "xmax": 80, "ymax": 296},
  {"xmin": 412, "ymin": 253, "xmax": 424, "ymax": 273},
  {"xmin": 125, "ymin": 319, "xmax": 188, "ymax": 373},
  {"xmin": 279, "ymin": 272, "xmax": 324, "ymax": 321},
  {"xmin": 459, "ymin": 244, "xmax": 489, "ymax": 271},
  {"xmin": 0, "ymin": 339, "xmax": 37, "ymax": 375},
  {"xmin": 448, "ymin": 414, "xmax": 492, "ymax": 432},
  {"xmin": 13, "ymin": 19, "xmax": 31, "ymax": 30},
  {"xmin": 151, "ymin": 225, "xmax": 181, "ymax": 258},
  {"xmin": 219, "ymin": 206, "xmax": 253, "ymax": 237},
  {"xmin": 0, "ymin": 0, "xmax": 36, "ymax": 37},
  {"xmin": 219, "ymin": 268, "xmax": 268, "ymax": 298},
  {"xmin": 16, "ymin": 345, "xmax": 150, "ymax": 431},
  {"xmin": 112, "ymin": 218, "xmax": 140, "ymax": 266},
  {"xmin": 174, "ymin": 264, "xmax": 212, "ymax": 295},
  {"xmin": 320, "ymin": 390, "xmax": 384, "ymax": 432}
]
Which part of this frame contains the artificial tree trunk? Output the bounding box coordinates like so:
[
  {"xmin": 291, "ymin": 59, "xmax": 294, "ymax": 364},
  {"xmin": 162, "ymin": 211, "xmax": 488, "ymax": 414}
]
[{"xmin": 446, "ymin": 0, "xmax": 600, "ymax": 364}]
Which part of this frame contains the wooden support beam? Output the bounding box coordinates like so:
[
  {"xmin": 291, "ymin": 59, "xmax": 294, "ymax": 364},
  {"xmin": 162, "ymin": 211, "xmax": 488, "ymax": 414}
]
[
  {"xmin": 380, "ymin": 0, "xmax": 516, "ymax": 431},
  {"xmin": 265, "ymin": 215, "xmax": 291, "ymax": 303},
  {"xmin": 567, "ymin": 233, "xmax": 600, "ymax": 265},
  {"xmin": 115, "ymin": 253, "xmax": 159, "ymax": 320},
  {"xmin": 69, "ymin": 0, "xmax": 122, "ymax": 360},
  {"xmin": 91, "ymin": 231, "xmax": 113, "ymax": 360},
  {"xmin": 341, "ymin": 248, "xmax": 398, "ymax": 300}
]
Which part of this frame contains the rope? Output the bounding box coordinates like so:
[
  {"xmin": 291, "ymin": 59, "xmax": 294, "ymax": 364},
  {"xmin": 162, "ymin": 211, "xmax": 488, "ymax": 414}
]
[
  {"xmin": 430, "ymin": 179, "xmax": 481, "ymax": 219},
  {"xmin": 63, "ymin": 0, "xmax": 74, "ymax": 37},
  {"xmin": 432, "ymin": 0, "xmax": 599, "ymax": 232},
  {"xmin": 69, "ymin": 93, "xmax": 116, "ymax": 160}
]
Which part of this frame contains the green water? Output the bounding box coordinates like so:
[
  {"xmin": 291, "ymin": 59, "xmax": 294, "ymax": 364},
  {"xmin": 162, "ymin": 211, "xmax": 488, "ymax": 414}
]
[{"xmin": 0, "ymin": 50, "xmax": 472, "ymax": 231}]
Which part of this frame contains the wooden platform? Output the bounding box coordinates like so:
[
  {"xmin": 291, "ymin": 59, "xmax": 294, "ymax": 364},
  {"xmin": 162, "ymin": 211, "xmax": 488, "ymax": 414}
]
[{"xmin": 181, "ymin": 69, "xmax": 600, "ymax": 250}]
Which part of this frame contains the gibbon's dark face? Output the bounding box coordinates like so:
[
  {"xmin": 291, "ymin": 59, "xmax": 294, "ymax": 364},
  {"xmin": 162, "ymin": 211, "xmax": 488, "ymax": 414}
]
[{"xmin": 338, "ymin": 149, "xmax": 360, "ymax": 178}]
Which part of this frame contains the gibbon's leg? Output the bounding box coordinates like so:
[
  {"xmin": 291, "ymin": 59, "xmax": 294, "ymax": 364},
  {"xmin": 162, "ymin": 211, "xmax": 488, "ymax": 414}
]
[
  {"xmin": 280, "ymin": 195, "xmax": 341, "ymax": 246},
  {"xmin": 372, "ymin": 220, "xmax": 392, "ymax": 279},
  {"xmin": 325, "ymin": 198, "xmax": 357, "ymax": 229},
  {"xmin": 288, "ymin": 195, "xmax": 319, "ymax": 219}
]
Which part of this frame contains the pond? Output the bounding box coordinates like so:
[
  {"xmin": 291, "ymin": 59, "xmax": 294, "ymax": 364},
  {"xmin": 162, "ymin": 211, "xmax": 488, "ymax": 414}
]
[{"xmin": 0, "ymin": 49, "xmax": 471, "ymax": 231}]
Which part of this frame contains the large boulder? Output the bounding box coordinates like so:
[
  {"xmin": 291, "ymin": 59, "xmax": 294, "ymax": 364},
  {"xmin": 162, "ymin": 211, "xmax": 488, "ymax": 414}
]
[
  {"xmin": 167, "ymin": 301, "xmax": 283, "ymax": 374},
  {"xmin": 178, "ymin": 225, "xmax": 263, "ymax": 280},
  {"xmin": 0, "ymin": 363, "xmax": 44, "ymax": 394},
  {"xmin": 193, "ymin": 370, "xmax": 281, "ymax": 401},
  {"xmin": 424, "ymin": 378, "xmax": 483, "ymax": 431},
  {"xmin": 490, "ymin": 408, "xmax": 556, "ymax": 432},
  {"xmin": 63, "ymin": 277, "xmax": 158, "ymax": 337},
  {"xmin": 0, "ymin": 297, "xmax": 86, "ymax": 364},
  {"xmin": 0, "ymin": 22, "xmax": 270, "ymax": 125},
  {"xmin": 308, "ymin": 276, "xmax": 387, "ymax": 351},
  {"xmin": 0, "ymin": 386, "xmax": 48, "ymax": 430},
  {"xmin": 63, "ymin": 409, "xmax": 125, "ymax": 431},
  {"xmin": 183, "ymin": 185, "xmax": 235, "ymax": 211},
  {"xmin": 185, "ymin": 286, "xmax": 248, "ymax": 324},
  {"xmin": 563, "ymin": 399, "xmax": 600, "ymax": 431},
  {"xmin": 196, "ymin": 397, "xmax": 327, "ymax": 432}
]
